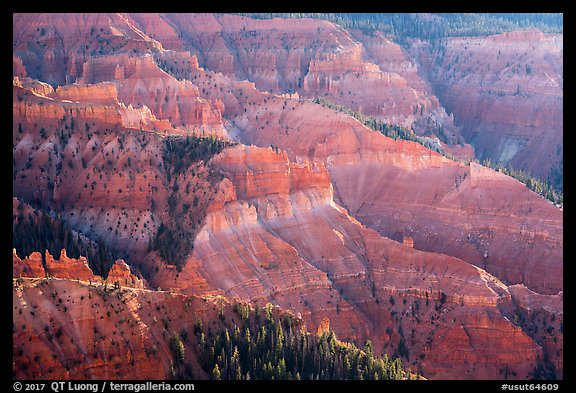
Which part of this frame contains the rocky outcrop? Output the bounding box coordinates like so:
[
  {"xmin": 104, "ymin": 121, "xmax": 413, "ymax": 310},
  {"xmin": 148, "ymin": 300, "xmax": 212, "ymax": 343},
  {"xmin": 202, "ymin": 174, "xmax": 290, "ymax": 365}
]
[
  {"xmin": 13, "ymin": 250, "xmax": 46, "ymax": 279},
  {"xmin": 13, "ymin": 249, "xmax": 96, "ymax": 283},
  {"xmin": 14, "ymin": 76, "xmax": 54, "ymax": 96},
  {"xmin": 13, "ymin": 249, "xmax": 148, "ymax": 290},
  {"xmin": 79, "ymin": 54, "xmax": 226, "ymax": 134},
  {"xmin": 106, "ymin": 260, "xmax": 145, "ymax": 289},
  {"xmin": 410, "ymin": 29, "xmax": 563, "ymax": 187},
  {"xmin": 44, "ymin": 250, "xmax": 99, "ymax": 282}
]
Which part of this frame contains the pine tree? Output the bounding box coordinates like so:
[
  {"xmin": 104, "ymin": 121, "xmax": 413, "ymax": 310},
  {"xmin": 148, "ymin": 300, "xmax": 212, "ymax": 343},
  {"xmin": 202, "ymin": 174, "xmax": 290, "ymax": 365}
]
[{"xmin": 212, "ymin": 364, "xmax": 221, "ymax": 380}]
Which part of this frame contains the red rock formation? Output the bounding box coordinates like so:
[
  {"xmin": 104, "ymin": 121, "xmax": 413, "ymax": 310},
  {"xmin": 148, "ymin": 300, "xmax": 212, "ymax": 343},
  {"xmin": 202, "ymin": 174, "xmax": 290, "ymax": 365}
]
[
  {"xmin": 124, "ymin": 13, "xmax": 458, "ymax": 136},
  {"xmin": 13, "ymin": 13, "xmax": 162, "ymax": 86},
  {"xmin": 106, "ymin": 259, "xmax": 145, "ymax": 289},
  {"xmin": 188, "ymin": 67, "xmax": 561, "ymax": 295},
  {"xmin": 13, "ymin": 250, "xmax": 46, "ymax": 279},
  {"xmin": 79, "ymin": 54, "xmax": 226, "ymax": 134},
  {"xmin": 13, "ymin": 76, "xmax": 54, "ymax": 96},
  {"xmin": 12, "ymin": 13, "xmax": 562, "ymax": 380},
  {"xmin": 13, "ymin": 278, "xmax": 213, "ymax": 379},
  {"xmin": 410, "ymin": 29, "xmax": 563, "ymax": 185},
  {"xmin": 13, "ymin": 248, "xmax": 99, "ymax": 283},
  {"xmin": 51, "ymin": 82, "xmax": 119, "ymax": 105},
  {"xmin": 13, "ymin": 77, "xmax": 222, "ymax": 264},
  {"xmin": 44, "ymin": 249, "xmax": 99, "ymax": 282},
  {"xmin": 13, "ymin": 248, "xmax": 148, "ymax": 290}
]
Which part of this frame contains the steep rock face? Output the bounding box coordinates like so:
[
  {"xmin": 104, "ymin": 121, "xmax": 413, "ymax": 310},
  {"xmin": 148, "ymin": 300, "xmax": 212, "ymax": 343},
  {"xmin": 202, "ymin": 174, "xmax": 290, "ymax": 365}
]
[
  {"xmin": 13, "ymin": 13, "xmax": 227, "ymax": 135},
  {"xmin": 105, "ymin": 260, "xmax": 145, "ymax": 289},
  {"xmin": 12, "ymin": 277, "xmax": 232, "ymax": 379},
  {"xmin": 349, "ymin": 29, "xmax": 462, "ymax": 143},
  {"xmin": 13, "ymin": 250, "xmax": 46, "ymax": 279},
  {"xmin": 13, "ymin": 82, "xmax": 123, "ymax": 130},
  {"xmin": 410, "ymin": 29, "xmax": 563, "ymax": 186},
  {"xmin": 508, "ymin": 285, "xmax": 563, "ymax": 379},
  {"xmin": 79, "ymin": 54, "xmax": 226, "ymax": 134},
  {"xmin": 50, "ymin": 80, "xmax": 174, "ymax": 130},
  {"xmin": 13, "ymin": 79, "xmax": 223, "ymax": 267},
  {"xmin": 187, "ymin": 67, "xmax": 562, "ymax": 295},
  {"xmin": 330, "ymin": 159, "xmax": 563, "ymax": 295},
  {"xmin": 350, "ymin": 29, "xmax": 433, "ymax": 94},
  {"xmin": 51, "ymin": 82, "xmax": 119, "ymax": 105},
  {"xmin": 148, "ymin": 144, "xmax": 547, "ymax": 379},
  {"xmin": 12, "ymin": 13, "xmax": 162, "ymax": 86},
  {"xmin": 14, "ymin": 81, "xmax": 159, "ymax": 259},
  {"xmin": 126, "ymin": 13, "xmax": 457, "ymax": 135}
]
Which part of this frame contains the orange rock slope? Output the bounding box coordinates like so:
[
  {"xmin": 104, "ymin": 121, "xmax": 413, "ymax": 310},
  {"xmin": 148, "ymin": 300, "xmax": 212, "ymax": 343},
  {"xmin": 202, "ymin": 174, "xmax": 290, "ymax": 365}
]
[
  {"xmin": 149, "ymin": 144, "xmax": 556, "ymax": 379},
  {"xmin": 12, "ymin": 13, "xmax": 562, "ymax": 380},
  {"xmin": 122, "ymin": 13, "xmax": 459, "ymax": 138},
  {"xmin": 13, "ymin": 270, "xmax": 245, "ymax": 379},
  {"xmin": 13, "ymin": 249, "xmax": 143, "ymax": 287},
  {"xmin": 185, "ymin": 62, "xmax": 562, "ymax": 296}
]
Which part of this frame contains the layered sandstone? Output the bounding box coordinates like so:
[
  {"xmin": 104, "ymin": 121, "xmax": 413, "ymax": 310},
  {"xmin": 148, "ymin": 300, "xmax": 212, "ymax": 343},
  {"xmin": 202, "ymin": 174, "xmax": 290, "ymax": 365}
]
[
  {"xmin": 144, "ymin": 144, "xmax": 548, "ymax": 378},
  {"xmin": 12, "ymin": 13, "xmax": 563, "ymax": 380},
  {"xmin": 79, "ymin": 54, "xmax": 226, "ymax": 135},
  {"xmin": 13, "ymin": 248, "xmax": 148, "ymax": 291},
  {"xmin": 13, "ymin": 78, "xmax": 223, "ymax": 265},
  {"xmin": 186, "ymin": 64, "xmax": 562, "ymax": 295},
  {"xmin": 44, "ymin": 249, "xmax": 99, "ymax": 282},
  {"xmin": 105, "ymin": 260, "xmax": 145, "ymax": 289},
  {"xmin": 123, "ymin": 13, "xmax": 458, "ymax": 136},
  {"xmin": 410, "ymin": 29, "xmax": 563, "ymax": 185},
  {"xmin": 12, "ymin": 13, "xmax": 162, "ymax": 86}
]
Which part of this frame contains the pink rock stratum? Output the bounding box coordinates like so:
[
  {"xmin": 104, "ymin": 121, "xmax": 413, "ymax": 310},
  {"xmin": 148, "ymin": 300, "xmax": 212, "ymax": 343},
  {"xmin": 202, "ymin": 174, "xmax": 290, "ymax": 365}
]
[{"xmin": 12, "ymin": 13, "xmax": 562, "ymax": 380}]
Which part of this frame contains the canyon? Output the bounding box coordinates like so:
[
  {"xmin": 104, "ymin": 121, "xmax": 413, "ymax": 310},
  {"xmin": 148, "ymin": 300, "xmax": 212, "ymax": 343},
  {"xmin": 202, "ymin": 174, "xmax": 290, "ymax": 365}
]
[
  {"xmin": 410, "ymin": 28, "xmax": 563, "ymax": 189},
  {"xmin": 12, "ymin": 13, "xmax": 562, "ymax": 380}
]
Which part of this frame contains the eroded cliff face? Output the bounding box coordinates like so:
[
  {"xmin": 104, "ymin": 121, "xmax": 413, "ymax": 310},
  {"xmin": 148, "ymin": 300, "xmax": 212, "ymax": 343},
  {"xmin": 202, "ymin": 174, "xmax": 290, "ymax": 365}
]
[
  {"xmin": 13, "ymin": 13, "xmax": 562, "ymax": 380},
  {"xmin": 122, "ymin": 13, "xmax": 458, "ymax": 137},
  {"xmin": 410, "ymin": 29, "xmax": 563, "ymax": 187},
  {"xmin": 146, "ymin": 144, "xmax": 554, "ymax": 379},
  {"xmin": 184, "ymin": 63, "xmax": 562, "ymax": 296},
  {"xmin": 13, "ymin": 275, "xmax": 242, "ymax": 379},
  {"xmin": 12, "ymin": 13, "xmax": 162, "ymax": 87},
  {"xmin": 78, "ymin": 54, "xmax": 226, "ymax": 134},
  {"xmin": 14, "ymin": 249, "xmax": 144, "ymax": 288},
  {"xmin": 13, "ymin": 78, "xmax": 224, "ymax": 265}
]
